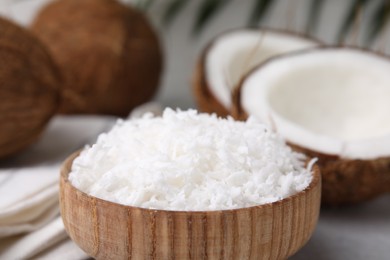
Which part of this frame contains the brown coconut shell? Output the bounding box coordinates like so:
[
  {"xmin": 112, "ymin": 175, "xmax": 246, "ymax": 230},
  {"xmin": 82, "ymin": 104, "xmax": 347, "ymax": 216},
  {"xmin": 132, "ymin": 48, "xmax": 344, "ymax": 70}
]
[
  {"xmin": 31, "ymin": 0, "xmax": 163, "ymax": 117},
  {"xmin": 234, "ymin": 98, "xmax": 390, "ymax": 205},
  {"xmin": 232, "ymin": 47, "xmax": 390, "ymax": 205},
  {"xmin": 0, "ymin": 17, "xmax": 60, "ymax": 159},
  {"xmin": 193, "ymin": 42, "xmax": 230, "ymax": 117},
  {"xmin": 193, "ymin": 28, "xmax": 320, "ymax": 118},
  {"xmin": 289, "ymin": 145, "xmax": 390, "ymax": 205}
]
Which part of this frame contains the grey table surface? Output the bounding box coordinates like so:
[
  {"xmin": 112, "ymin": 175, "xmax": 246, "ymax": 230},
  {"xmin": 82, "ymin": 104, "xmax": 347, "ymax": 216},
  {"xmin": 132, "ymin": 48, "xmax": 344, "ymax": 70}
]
[
  {"xmin": 293, "ymin": 195, "xmax": 390, "ymax": 260},
  {"xmin": 2, "ymin": 0, "xmax": 390, "ymax": 259}
]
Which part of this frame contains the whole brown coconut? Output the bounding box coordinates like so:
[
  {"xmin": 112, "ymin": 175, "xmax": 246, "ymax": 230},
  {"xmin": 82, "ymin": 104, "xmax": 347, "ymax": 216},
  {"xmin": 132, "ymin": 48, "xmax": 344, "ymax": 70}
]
[
  {"xmin": 0, "ymin": 17, "xmax": 60, "ymax": 159},
  {"xmin": 31, "ymin": 0, "xmax": 163, "ymax": 116}
]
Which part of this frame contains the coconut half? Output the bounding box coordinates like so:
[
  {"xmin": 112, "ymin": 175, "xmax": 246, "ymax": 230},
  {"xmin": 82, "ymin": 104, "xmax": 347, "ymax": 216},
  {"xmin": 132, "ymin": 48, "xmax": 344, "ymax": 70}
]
[
  {"xmin": 194, "ymin": 29, "xmax": 320, "ymax": 116},
  {"xmin": 234, "ymin": 47, "xmax": 390, "ymax": 205}
]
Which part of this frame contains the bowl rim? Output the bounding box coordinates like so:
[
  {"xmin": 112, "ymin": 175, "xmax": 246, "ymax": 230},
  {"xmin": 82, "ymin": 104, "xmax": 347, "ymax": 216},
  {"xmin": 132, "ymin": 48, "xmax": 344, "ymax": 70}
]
[{"xmin": 61, "ymin": 150, "xmax": 321, "ymax": 214}]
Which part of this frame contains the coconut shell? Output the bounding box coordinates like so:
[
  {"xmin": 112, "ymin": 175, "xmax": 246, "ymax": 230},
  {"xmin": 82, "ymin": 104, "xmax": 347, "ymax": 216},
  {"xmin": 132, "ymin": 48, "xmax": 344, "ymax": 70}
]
[
  {"xmin": 31, "ymin": 0, "xmax": 163, "ymax": 117},
  {"xmin": 0, "ymin": 17, "xmax": 60, "ymax": 159},
  {"xmin": 231, "ymin": 85, "xmax": 247, "ymax": 121},
  {"xmin": 289, "ymin": 144, "xmax": 390, "ymax": 205},
  {"xmin": 233, "ymin": 82, "xmax": 390, "ymax": 206},
  {"xmin": 194, "ymin": 29, "xmax": 320, "ymax": 118},
  {"xmin": 193, "ymin": 42, "xmax": 231, "ymax": 117}
]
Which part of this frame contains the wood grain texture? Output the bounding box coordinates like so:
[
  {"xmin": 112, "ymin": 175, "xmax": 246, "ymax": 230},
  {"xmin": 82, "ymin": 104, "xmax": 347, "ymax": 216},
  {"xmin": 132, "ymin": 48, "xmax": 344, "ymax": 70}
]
[
  {"xmin": 31, "ymin": 0, "xmax": 162, "ymax": 117},
  {"xmin": 60, "ymin": 152, "xmax": 321, "ymax": 260},
  {"xmin": 0, "ymin": 17, "xmax": 60, "ymax": 159}
]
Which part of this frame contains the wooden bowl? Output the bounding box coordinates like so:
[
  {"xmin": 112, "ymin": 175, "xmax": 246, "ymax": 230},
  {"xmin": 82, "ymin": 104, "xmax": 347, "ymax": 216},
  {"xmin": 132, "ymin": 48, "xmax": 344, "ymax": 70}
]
[{"xmin": 60, "ymin": 152, "xmax": 321, "ymax": 260}]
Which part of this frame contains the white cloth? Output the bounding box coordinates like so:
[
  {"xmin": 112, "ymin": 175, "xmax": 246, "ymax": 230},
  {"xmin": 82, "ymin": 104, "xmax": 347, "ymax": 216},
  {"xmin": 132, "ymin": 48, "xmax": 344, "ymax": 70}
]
[
  {"xmin": 0, "ymin": 103, "xmax": 162, "ymax": 259},
  {"xmin": 0, "ymin": 217, "xmax": 81, "ymax": 260},
  {"xmin": 0, "ymin": 115, "xmax": 115, "ymax": 259}
]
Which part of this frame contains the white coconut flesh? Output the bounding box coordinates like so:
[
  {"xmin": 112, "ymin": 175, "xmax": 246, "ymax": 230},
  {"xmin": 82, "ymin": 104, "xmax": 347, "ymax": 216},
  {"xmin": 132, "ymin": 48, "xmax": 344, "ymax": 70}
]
[
  {"xmin": 205, "ymin": 30, "xmax": 319, "ymax": 110},
  {"xmin": 241, "ymin": 48, "xmax": 390, "ymax": 160}
]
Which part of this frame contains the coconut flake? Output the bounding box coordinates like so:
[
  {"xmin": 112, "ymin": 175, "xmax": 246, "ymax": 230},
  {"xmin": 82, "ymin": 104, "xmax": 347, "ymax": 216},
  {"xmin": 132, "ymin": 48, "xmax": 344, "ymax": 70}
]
[{"xmin": 69, "ymin": 108, "xmax": 313, "ymax": 211}]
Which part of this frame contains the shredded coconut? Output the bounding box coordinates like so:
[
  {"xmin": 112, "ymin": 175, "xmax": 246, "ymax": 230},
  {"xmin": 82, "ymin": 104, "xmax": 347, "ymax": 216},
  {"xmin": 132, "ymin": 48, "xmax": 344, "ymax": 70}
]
[{"xmin": 69, "ymin": 108, "xmax": 313, "ymax": 211}]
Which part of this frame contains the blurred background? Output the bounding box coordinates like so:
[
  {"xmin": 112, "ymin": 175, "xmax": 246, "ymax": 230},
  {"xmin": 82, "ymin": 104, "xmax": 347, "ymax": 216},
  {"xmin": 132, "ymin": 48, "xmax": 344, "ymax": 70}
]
[{"xmin": 2, "ymin": 0, "xmax": 390, "ymax": 109}]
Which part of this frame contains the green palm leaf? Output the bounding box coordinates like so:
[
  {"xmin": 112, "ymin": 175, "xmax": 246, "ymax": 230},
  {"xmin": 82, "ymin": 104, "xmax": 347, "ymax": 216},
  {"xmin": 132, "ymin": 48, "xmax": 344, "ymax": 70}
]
[
  {"xmin": 306, "ymin": 0, "xmax": 325, "ymax": 34},
  {"xmin": 162, "ymin": 0, "xmax": 191, "ymax": 26},
  {"xmin": 134, "ymin": 0, "xmax": 156, "ymax": 10},
  {"xmin": 247, "ymin": 0, "xmax": 274, "ymax": 27},
  {"xmin": 337, "ymin": 0, "xmax": 369, "ymax": 43},
  {"xmin": 365, "ymin": 0, "xmax": 390, "ymax": 46},
  {"xmin": 192, "ymin": 0, "xmax": 232, "ymax": 35}
]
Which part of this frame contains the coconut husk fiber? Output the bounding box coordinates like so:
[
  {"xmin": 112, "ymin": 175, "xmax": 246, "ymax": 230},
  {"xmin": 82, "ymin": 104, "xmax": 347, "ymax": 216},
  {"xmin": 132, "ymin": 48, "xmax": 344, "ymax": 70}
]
[
  {"xmin": 31, "ymin": 0, "xmax": 163, "ymax": 116},
  {"xmin": 0, "ymin": 17, "xmax": 60, "ymax": 158}
]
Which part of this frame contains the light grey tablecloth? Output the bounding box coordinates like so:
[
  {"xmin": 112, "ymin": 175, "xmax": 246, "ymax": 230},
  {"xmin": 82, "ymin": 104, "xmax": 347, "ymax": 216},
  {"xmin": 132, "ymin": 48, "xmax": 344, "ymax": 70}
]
[{"xmin": 293, "ymin": 196, "xmax": 390, "ymax": 260}]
